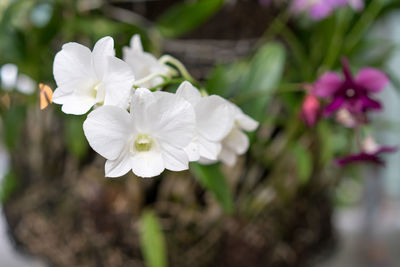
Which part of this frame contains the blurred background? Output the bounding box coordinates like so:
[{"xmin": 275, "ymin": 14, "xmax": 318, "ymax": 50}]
[{"xmin": 1, "ymin": 0, "xmax": 400, "ymax": 266}]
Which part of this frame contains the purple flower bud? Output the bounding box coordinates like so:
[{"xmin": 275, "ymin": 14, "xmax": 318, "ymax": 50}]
[{"xmin": 301, "ymin": 91, "xmax": 321, "ymax": 127}]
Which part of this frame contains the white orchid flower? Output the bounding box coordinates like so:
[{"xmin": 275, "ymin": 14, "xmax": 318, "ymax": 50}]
[
  {"xmin": 176, "ymin": 81, "xmax": 233, "ymax": 161},
  {"xmin": 217, "ymin": 103, "xmax": 259, "ymax": 166},
  {"xmin": 0, "ymin": 63, "xmax": 18, "ymax": 91},
  {"xmin": 52, "ymin": 36, "xmax": 135, "ymax": 115},
  {"xmin": 0, "ymin": 63, "xmax": 36, "ymax": 94},
  {"xmin": 83, "ymin": 88, "xmax": 195, "ymax": 178},
  {"xmin": 198, "ymin": 101, "xmax": 259, "ymax": 166},
  {"xmin": 123, "ymin": 35, "xmax": 170, "ymax": 88}
]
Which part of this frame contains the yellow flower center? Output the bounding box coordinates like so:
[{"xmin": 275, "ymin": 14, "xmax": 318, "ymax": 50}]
[
  {"xmin": 134, "ymin": 134, "xmax": 153, "ymax": 152},
  {"xmin": 91, "ymin": 82, "xmax": 105, "ymax": 104}
]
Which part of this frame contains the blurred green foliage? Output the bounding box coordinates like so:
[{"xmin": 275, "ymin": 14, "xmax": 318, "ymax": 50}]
[
  {"xmin": 191, "ymin": 162, "xmax": 233, "ymax": 214},
  {"xmin": 64, "ymin": 115, "xmax": 89, "ymax": 159},
  {"xmin": 157, "ymin": 0, "xmax": 224, "ymax": 38},
  {"xmin": 0, "ymin": 171, "xmax": 18, "ymax": 203},
  {"xmin": 140, "ymin": 211, "xmax": 167, "ymax": 267}
]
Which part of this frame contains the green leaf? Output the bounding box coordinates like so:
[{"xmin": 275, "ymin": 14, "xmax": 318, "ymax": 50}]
[
  {"xmin": 0, "ymin": 171, "xmax": 19, "ymax": 203},
  {"xmin": 240, "ymin": 42, "xmax": 286, "ymax": 121},
  {"xmin": 292, "ymin": 143, "xmax": 313, "ymax": 185},
  {"xmin": 206, "ymin": 61, "xmax": 250, "ymax": 97},
  {"xmin": 64, "ymin": 115, "xmax": 88, "ymax": 159},
  {"xmin": 139, "ymin": 211, "xmax": 167, "ymax": 267},
  {"xmin": 156, "ymin": 0, "xmax": 224, "ymax": 38},
  {"xmin": 190, "ymin": 162, "xmax": 233, "ymax": 213}
]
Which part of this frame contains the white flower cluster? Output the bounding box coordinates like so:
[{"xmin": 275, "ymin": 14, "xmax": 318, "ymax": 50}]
[{"xmin": 52, "ymin": 35, "xmax": 259, "ymax": 178}]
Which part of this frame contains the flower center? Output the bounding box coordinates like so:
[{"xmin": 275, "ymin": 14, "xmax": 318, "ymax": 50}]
[
  {"xmin": 346, "ymin": 88, "xmax": 356, "ymax": 97},
  {"xmin": 134, "ymin": 134, "xmax": 153, "ymax": 152},
  {"xmin": 92, "ymin": 82, "xmax": 106, "ymax": 104}
]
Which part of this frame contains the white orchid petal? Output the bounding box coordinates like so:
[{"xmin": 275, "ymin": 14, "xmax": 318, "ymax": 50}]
[
  {"xmin": 83, "ymin": 106, "xmax": 132, "ymax": 160},
  {"xmin": 237, "ymin": 113, "xmax": 259, "ymax": 132},
  {"xmin": 52, "ymin": 85, "xmax": 72, "ymax": 104},
  {"xmin": 161, "ymin": 143, "xmax": 189, "ymax": 171},
  {"xmin": 198, "ymin": 156, "xmax": 217, "ymax": 165},
  {"xmin": 59, "ymin": 95, "xmax": 96, "ymax": 115},
  {"xmin": 223, "ymin": 128, "xmax": 249, "ymax": 155},
  {"xmin": 184, "ymin": 142, "xmax": 200, "ymax": 162},
  {"xmin": 105, "ymin": 148, "xmax": 132, "ymax": 178},
  {"xmin": 175, "ymin": 81, "xmax": 202, "ymax": 106},
  {"xmin": 196, "ymin": 95, "xmax": 234, "ymax": 141},
  {"xmin": 123, "ymin": 34, "xmax": 170, "ymax": 88},
  {"xmin": 219, "ymin": 147, "xmax": 237, "ymax": 167},
  {"xmin": 131, "ymin": 88, "xmax": 156, "ymax": 132},
  {"xmin": 131, "ymin": 150, "xmax": 164, "ymax": 178},
  {"xmin": 103, "ymin": 56, "xmax": 135, "ymax": 109},
  {"xmin": 198, "ymin": 137, "xmax": 221, "ymax": 161},
  {"xmin": 124, "ymin": 53, "xmax": 168, "ymax": 87},
  {"xmin": 152, "ymin": 91, "xmax": 195, "ymax": 148},
  {"xmin": 130, "ymin": 34, "xmax": 143, "ymax": 52},
  {"xmin": 53, "ymin": 42, "xmax": 94, "ymax": 86},
  {"xmin": 92, "ymin": 36, "xmax": 115, "ymax": 78}
]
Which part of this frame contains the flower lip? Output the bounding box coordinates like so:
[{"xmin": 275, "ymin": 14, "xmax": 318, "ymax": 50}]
[{"xmin": 134, "ymin": 134, "xmax": 153, "ymax": 152}]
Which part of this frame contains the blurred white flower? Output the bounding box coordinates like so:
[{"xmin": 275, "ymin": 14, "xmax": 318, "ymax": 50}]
[
  {"xmin": 83, "ymin": 88, "xmax": 195, "ymax": 178},
  {"xmin": 123, "ymin": 35, "xmax": 170, "ymax": 88},
  {"xmin": 0, "ymin": 64, "xmax": 36, "ymax": 94},
  {"xmin": 176, "ymin": 81, "xmax": 233, "ymax": 161},
  {"xmin": 16, "ymin": 74, "xmax": 36, "ymax": 94},
  {"xmin": 53, "ymin": 36, "xmax": 135, "ymax": 115},
  {"xmin": 0, "ymin": 64, "xmax": 18, "ymax": 91},
  {"xmin": 217, "ymin": 102, "xmax": 259, "ymax": 166}
]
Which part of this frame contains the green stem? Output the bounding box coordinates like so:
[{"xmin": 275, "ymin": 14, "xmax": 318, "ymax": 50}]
[
  {"xmin": 159, "ymin": 55, "xmax": 196, "ymax": 84},
  {"xmin": 344, "ymin": 0, "xmax": 387, "ymax": 54},
  {"xmin": 134, "ymin": 73, "xmax": 168, "ymax": 87}
]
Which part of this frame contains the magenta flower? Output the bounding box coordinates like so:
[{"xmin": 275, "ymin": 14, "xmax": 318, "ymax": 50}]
[
  {"xmin": 291, "ymin": 0, "xmax": 364, "ymax": 20},
  {"xmin": 336, "ymin": 136, "xmax": 397, "ymax": 166},
  {"xmin": 314, "ymin": 58, "xmax": 389, "ymax": 118},
  {"xmin": 301, "ymin": 86, "xmax": 321, "ymax": 127}
]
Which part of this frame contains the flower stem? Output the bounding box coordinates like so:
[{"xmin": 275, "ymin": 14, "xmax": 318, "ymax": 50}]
[
  {"xmin": 134, "ymin": 73, "xmax": 168, "ymax": 87},
  {"xmin": 159, "ymin": 55, "xmax": 196, "ymax": 83}
]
